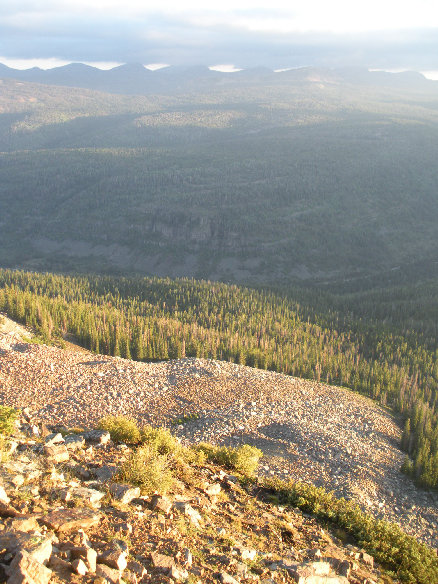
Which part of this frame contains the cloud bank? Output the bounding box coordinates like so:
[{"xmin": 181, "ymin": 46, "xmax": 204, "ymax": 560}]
[{"xmin": 1, "ymin": 0, "xmax": 437, "ymax": 72}]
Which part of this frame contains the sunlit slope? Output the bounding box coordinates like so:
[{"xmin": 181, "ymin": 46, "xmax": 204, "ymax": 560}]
[{"xmin": 0, "ymin": 269, "xmax": 437, "ymax": 487}]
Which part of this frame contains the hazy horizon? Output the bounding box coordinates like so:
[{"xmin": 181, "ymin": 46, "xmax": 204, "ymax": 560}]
[{"xmin": 1, "ymin": 0, "xmax": 437, "ymax": 78}]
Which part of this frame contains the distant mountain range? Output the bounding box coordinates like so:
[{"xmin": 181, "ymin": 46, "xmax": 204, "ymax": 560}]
[{"xmin": 0, "ymin": 62, "xmax": 435, "ymax": 95}]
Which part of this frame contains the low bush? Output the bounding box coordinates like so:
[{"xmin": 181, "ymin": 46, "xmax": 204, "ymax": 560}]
[
  {"xmin": 265, "ymin": 478, "xmax": 438, "ymax": 584},
  {"xmin": 98, "ymin": 415, "xmax": 141, "ymax": 444},
  {"xmin": 0, "ymin": 405, "xmax": 18, "ymax": 436},
  {"xmin": 119, "ymin": 444, "xmax": 174, "ymax": 494},
  {"xmin": 232, "ymin": 444, "xmax": 264, "ymax": 476},
  {"xmin": 140, "ymin": 425, "xmax": 181, "ymax": 455},
  {"xmin": 196, "ymin": 443, "xmax": 263, "ymax": 477}
]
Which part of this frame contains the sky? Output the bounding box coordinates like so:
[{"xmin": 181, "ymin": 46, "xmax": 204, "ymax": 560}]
[{"xmin": 1, "ymin": 0, "xmax": 438, "ymax": 77}]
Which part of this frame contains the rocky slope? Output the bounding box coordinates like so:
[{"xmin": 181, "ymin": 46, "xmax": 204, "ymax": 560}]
[
  {"xmin": 0, "ymin": 316, "xmax": 436, "ymax": 553},
  {"xmin": 0, "ymin": 414, "xmax": 384, "ymax": 584}
]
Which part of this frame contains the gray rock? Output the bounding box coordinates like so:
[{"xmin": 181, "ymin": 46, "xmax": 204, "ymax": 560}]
[
  {"xmin": 44, "ymin": 433, "xmax": 64, "ymax": 446},
  {"xmin": 360, "ymin": 551, "xmax": 374, "ymax": 568},
  {"xmin": 235, "ymin": 546, "xmax": 257, "ymax": 561},
  {"xmin": 93, "ymin": 465, "xmax": 119, "ymax": 482},
  {"xmin": 70, "ymin": 546, "xmax": 98, "ymax": 573},
  {"xmin": 0, "ymin": 532, "xmax": 53, "ymax": 565},
  {"xmin": 5, "ymin": 516, "xmax": 39, "ymax": 532},
  {"xmin": 0, "ymin": 500, "xmax": 22, "ymax": 518},
  {"xmin": 150, "ymin": 551, "xmax": 176, "ymax": 571},
  {"xmin": 338, "ymin": 560, "xmax": 350, "ymax": 578},
  {"xmin": 42, "ymin": 508, "xmax": 101, "ymax": 532},
  {"xmin": 204, "ymin": 483, "xmax": 221, "ymax": 496},
  {"xmin": 96, "ymin": 564, "xmax": 122, "ymax": 583},
  {"xmin": 64, "ymin": 434, "xmax": 85, "ymax": 450},
  {"xmin": 127, "ymin": 559, "xmax": 147, "ymax": 578},
  {"xmin": 109, "ymin": 483, "xmax": 140, "ymax": 504},
  {"xmin": 82, "ymin": 430, "xmax": 111, "ymax": 445},
  {"xmin": 98, "ymin": 548, "xmax": 128, "ymax": 572},
  {"xmin": 285, "ymin": 560, "xmax": 349, "ymax": 584},
  {"xmin": 43, "ymin": 443, "xmax": 69, "ymax": 463},
  {"xmin": 0, "ymin": 485, "xmax": 10, "ymax": 505},
  {"xmin": 173, "ymin": 501, "xmax": 202, "ymax": 526},
  {"xmin": 183, "ymin": 548, "xmax": 193, "ymax": 567},
  {"xmin": 218, "ymin": 571, "xmax": 239, "ymax": 584},
  {"xmin": 150, "ymin": 494, "xmax": 173, "ymax": 515},
  {"xmin": 58, "ymin": 486, "xmax": 105, "ymax": 507},
  {"xmin": 170, "ymin": 565, "xmax": 189, "ymax": 580},
  {"xmin": 72, "ymin": 557, "xmax": 88, "ymax": 575}
]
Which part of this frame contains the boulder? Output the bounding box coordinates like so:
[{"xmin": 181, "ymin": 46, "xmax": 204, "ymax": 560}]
[
  {"xmin": 82, "ymin": 430, "xmax": 111, "ymax": 445},
  {"xmin": 150, "ymin": 494, "xmax": 173, "ymax": 515},
  {"xmin": 0, "ymin": 532, "xmax": 53, "ymax": 565},
  {"xmin": 43, "ymin": 443, "xmax": 69, "ymax": 463},
  {"xmin": 7, "ymin": 550, "xmax": 52, "ymax": 584},
  {"xmin": 109, "ymin": 483, "xmax": 140, "ymax": 504},
  {"xmin": 42, "ymin": 508, "xmax": 101, "ymax": 532}
]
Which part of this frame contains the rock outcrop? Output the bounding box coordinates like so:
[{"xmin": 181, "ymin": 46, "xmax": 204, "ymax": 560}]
[{"xmin": 0, "ymin": 412, "xmax": 385, "ymax": 584}]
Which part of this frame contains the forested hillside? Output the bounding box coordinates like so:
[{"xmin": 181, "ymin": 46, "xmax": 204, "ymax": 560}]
[
  {"xmin": 0, "ymin": 72, "xmax": 438, "ymax": 285},
  {"xmin": 0, "ymin": 269, "xmax": 437, "ymax": 487},
  {"xmin": 1, "ymin": 68, "xmax": 438, "ymax": 488}
]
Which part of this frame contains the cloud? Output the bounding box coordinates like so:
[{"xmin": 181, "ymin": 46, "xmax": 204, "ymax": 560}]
[{"xmin": 0, "ymin": 0, "xmax": 437, "ymax": 72}]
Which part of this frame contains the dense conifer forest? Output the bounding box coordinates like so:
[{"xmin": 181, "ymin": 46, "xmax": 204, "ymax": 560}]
[
  {"xmin": 1, "ymin": 72, "xmax": 438, "ymax": 285},
  {"xmin": 0, "ymin": 269, "xmax": 437, "ymax": 487}
]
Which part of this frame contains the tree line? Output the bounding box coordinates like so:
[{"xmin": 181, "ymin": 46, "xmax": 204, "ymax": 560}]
[{"xmin": 0, "ymin": 268, "xmax": 437, "ymax": 487}]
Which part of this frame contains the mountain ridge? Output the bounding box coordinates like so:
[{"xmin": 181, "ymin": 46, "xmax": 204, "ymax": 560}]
[{"xmin": 0, "ymin": 62, "xmax": 435, "ymax": 95}]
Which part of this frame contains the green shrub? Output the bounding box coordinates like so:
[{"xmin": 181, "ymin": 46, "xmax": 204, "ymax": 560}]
[
  {"xmin": 231, "ymin": 444, "xmax": 263, "ymax": 476},
  {"xmin": 196, "ymin": 443, "xmax": 263, "ymax": 477},
  {"xmin": 140, "ymin": 425, "xmax": 181, "ymax": 455},
  {"xmin": 265, "ymin": 478, "xmax": 438, "ymax": 584},
  {"xmin": 98, "ymin": 416, "xmax": 141, "ymax": 444},
  {"xmin": 119, "ymin": 444, "xmax": 174, "ymax": 494},
  {"xmin": 171, "ymin": 412, "xmax": 201, "ymax": 426},
  {"xmin": 0, "ymin": 406, "xmax": 18, "ymax": 436}
]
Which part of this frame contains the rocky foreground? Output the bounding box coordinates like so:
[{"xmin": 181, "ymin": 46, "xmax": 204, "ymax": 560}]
[
  {"xmin": 0, "ymin": 318, "xmax": 437, "ymax": 553},
  {"xmin": 1, "ymin": 415, "xmax": 384, "ymax": 584}
]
